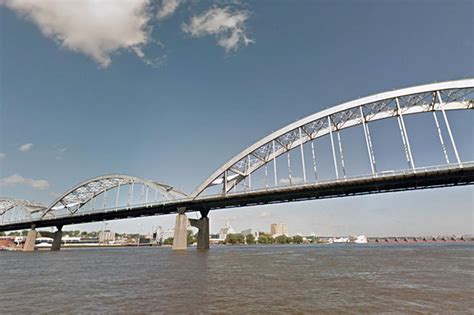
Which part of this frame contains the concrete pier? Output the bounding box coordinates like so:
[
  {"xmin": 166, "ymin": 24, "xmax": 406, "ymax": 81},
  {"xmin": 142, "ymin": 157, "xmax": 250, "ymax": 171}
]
[
  {"xmin": 51, "ymin": 226, "xmax": 63, "ymax": 251},
  {"xmin": 172, "ymin": 210, "xmax": 188, "ymax": 250},
  {"xmin": 23, "ymin": 228, "xmax": 38, "ymax": 251},
  {"xmin": 189, "ymin": 215, "xmax": 209, "ymax": 250}
]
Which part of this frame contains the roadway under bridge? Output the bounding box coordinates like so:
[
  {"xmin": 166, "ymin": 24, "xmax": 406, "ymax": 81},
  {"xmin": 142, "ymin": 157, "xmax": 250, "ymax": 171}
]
[{"xmin": 1, "ymin": 79, "xmax": 473, "ymax": 251}]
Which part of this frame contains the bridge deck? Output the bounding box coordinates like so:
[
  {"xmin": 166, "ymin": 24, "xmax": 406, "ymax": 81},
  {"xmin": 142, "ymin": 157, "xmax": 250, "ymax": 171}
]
[{"xmin": 1, "ymin": 164, "xmax": 473, "ymax": 232}]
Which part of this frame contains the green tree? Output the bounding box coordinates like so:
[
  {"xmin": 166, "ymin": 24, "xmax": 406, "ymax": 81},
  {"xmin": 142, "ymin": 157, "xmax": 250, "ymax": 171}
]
[
  {"xmin": 163, "ymin": 237, "xmax": 173, "ymax": 245},
  {"xmin": 258, "ymin": 234, "xmax": 274, "ymax": 244},
  {"xmin": 0, "ymin": 231, "xmax": 5, "ymax": 237},
  {"xmin": 187, "ymin": 230, "xmax": 196, "ymax": 246},
  {"xmin": 225, "ymin": 233, "xmax": 245, "ymax": 245},
  {"xmin": 245, "ymin": 234, "xmax": 256, "ymax": 244},
  {"xmin": 21, "ymin": 230, "xmax": 29, "ymax": 236},
  {"xmin": 292, "ymin": 235, "xmax": 304, "ymax": 244},
  {"xmin": 8, "ymin": 232, "xmax": 20, "ymax": 236},
  {"xmin": 275, "ymin": 235, "xmax": 290, "ymax": 244}
]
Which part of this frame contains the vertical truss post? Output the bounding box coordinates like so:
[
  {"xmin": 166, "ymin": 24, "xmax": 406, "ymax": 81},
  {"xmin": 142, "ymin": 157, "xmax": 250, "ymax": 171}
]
[
  {"xmin": 437, "ymin": 91, "xmax": 462, "ymax": 166},
  {"xmin": 360, "ymin": 106, "xmax": 375, "ymax": 175},
  {"xmin": 336, "ymin": 131, "xmax": 346, "ymax": 178},
  {"xmin": 154, "ymin": 189, "xmax": 158, "ymax": 201},
  {"xmin": 310, "ymin": 140, "xmax": 318, "ymax": 181},
  {"xmin": 397, "ymin": 116, "xmax": 411, "ymax": 168},
  {"xmin": 145, "ymin": 186, "xmax": 149, "ymax": 203},
  {"xmin": 115, "ymin": 184, "xmax": 120, "ymax": 210},
  {"xmin": 395, "ymin": 98, "xmax": 415, "ymax": 169},
  {"xmin": 128, "ymin": 182, "xmax": 134, "ymax": 206},
  {"xmin": 102, "ymin": 189, "xmax": 107, "ymax": 209},
  {"xmin": 140, "ymin": 185, "xmax": 145, "ymax": 203},
  {"xmin": 298, "ymin": 127, "xmax": 307, "ymax": 183},
  {"xmin": 223, "ymin": 171, "xmax": 228, "ymax": 195},
  {"xmin": 92, "ymin": 197, "xmax": 96, "ymax": 210},
  {"xmin": 432, "ymin": 111, "xmax": 450, "ymax": 164},
  {"xmin": 287, "ymin": 151, "xmax": 292, "ymax": 185},
  {"xmin": 328, "ymin": 116, "xmax": 339, "ymax": 179},
  {"xmin": 264, "ymin": 164, "xmax": 269, "ymax": 188},
  {"xmin": 366, "ymin": 122, "xmax": 376, "ymax": 173},
  {"xmin": 247, "ymin": 155, "xmax": 252, "ymax": 190},
  {"xmin": 272, "ymin": 140, "xmax": 278, "ymax": 186}
]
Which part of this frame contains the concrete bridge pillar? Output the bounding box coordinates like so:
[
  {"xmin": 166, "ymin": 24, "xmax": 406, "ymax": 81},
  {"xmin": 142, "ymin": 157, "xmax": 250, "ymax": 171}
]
[
  {"xmin": 172, "ymin": 208, "xmax": 188, "ymax": 250},
  {"xmin": 51, "ymin": 225, "xmax": 63, "ymax": 251},
  {"xmin": 189, "ymin": 211, "xmax": 209, "ymax": 250},
  {"xmin": 23, "ymin": 227, "xmax": 38, "ymax": 252}
]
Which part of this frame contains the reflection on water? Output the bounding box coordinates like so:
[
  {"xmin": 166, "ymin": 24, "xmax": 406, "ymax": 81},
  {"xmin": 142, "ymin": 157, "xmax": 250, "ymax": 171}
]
[{"xmin": 1, "ymin": 243, "xmax": 473, "ymax": 313}]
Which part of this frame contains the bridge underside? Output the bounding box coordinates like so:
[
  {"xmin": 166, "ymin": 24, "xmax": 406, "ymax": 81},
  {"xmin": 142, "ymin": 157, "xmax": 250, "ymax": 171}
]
[{"xmin": 1, "ymin": 165, "xmax": 473, "ymax": 232}]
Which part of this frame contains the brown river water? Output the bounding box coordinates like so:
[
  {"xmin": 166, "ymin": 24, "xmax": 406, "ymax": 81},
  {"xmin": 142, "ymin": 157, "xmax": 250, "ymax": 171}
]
[{"xmin": 1, "ymin": 243, "xmax": 473, "ymax": 314}]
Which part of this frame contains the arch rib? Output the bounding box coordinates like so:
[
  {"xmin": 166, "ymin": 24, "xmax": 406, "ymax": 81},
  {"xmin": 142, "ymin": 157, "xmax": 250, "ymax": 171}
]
[
  {"xmin": 42, "ymin": 174, "xmax": 187, "ymax": 218},
  {"xmin": 192, "ymin": 79, "xmax": 474, "ymax": 197}
]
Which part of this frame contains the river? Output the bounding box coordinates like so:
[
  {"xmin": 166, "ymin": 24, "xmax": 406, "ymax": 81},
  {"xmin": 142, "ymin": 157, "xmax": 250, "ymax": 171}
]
[{"xmin": 1, "ymin": 243, "xmax": 473, "ymax": 314}]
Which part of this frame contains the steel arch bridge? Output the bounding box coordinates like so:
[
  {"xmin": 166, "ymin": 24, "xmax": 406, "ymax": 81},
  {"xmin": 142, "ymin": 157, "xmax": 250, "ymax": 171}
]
[
  {"xmin": 1, "ymin": 79, "xmax": 473, "ymax": 248},
  {"xmin": 192, "ymin": 79, "xmax": 473, "ymax": 197}
]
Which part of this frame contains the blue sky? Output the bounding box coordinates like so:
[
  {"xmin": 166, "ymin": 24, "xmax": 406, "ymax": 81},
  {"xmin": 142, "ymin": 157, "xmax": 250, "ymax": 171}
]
[{"xmin": 0, "ymin": 0, "xmax": 473, "ymax": 236}]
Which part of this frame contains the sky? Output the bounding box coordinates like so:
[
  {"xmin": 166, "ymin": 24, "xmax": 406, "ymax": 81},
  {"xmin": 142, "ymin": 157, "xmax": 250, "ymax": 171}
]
[{"xmin": 0, "ymin": 0, "xmax": 473, "ymax": 236}]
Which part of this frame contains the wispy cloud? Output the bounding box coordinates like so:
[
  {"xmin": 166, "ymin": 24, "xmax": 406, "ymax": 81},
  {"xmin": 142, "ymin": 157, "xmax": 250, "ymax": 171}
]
[
  {"xmin": 1, "ymin": 0, "xmax": 154, "ymax": 68},
  {"xmin": 0, "ymin": 174, "xmax": 50, "ymax": 190},
  {"xmin": 0, "ymin": 153, "xmax": 6, "ymax": 160},
  {"xmin": 19, "ymin": 143, "xmax": 33, "ymax": 152},
  {"xmin": 53, "ymin": 145, "xmax": 68, "ymax": 160},
  {"xmin": 157, "ymin": 0, "xmax": 182, "ymax": 21},
  {"xmin": 182, "ymin": 6, "xmax": 254, "ymax": 52}
]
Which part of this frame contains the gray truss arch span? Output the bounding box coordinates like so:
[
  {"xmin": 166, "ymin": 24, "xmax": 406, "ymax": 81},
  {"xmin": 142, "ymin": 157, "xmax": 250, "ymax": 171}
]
[
  {"xmin": 42, "ymin": 174, "xmax": 188, "ymax": 218},
  {"xmin": 193, "ymin": 79, "xmax": 474, "ymax": 197},
  {"xmin": 0, "ymin": 198, "xmax": 47, "ymax": 224}
]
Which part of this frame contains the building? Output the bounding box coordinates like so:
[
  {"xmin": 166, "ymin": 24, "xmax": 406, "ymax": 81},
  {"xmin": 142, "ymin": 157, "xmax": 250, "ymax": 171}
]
[
  {"xmin": 241, "ymin": 228, "xmax": 259, "ymax": 240},
  {"xmin": 219, "ymin": 220, "xmax": 235, "ymax": 240},
  {"xmin": 270, "ymin": 223, "xmax": 288, "ymax": 237},
  {"xmin": 98, "ymin": 230, "xmax": 116, "ymax": 243}
]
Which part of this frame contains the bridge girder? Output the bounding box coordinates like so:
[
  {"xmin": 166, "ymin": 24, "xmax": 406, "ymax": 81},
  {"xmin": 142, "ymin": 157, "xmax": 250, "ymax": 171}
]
[{"xmin": 192, "ymin": 79, "xmax": 474, "ymax": 197}]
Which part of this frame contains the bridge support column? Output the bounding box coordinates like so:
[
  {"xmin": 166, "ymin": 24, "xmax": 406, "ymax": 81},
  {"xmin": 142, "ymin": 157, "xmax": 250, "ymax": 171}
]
[
  {"xmin": 23, "ymin": 227, "xmax": 38, "ymax": 252},
  {"xmin": 172, "ymin": 208, "xmax": 188, "ymax": 250},
  {"xmin": 51, "ymin": 225, "xmax": 63, "ymax": 251},
  {"xmin": 189, "ymin": 211, "xmax": 209, "ymax": 250}
]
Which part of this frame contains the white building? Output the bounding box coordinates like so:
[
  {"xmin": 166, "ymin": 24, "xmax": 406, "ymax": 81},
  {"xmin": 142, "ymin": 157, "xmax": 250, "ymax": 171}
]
[
  {"xmin": 241, "ymin": 228, "xmax": 259, "ymax": 240},
  {"xmin": 99, "ymin": 230, "xmax": 116, "ymax": 243},
  {"xmin": 219, "ymin": 220, "xmax": 235, "ymax": 240}
]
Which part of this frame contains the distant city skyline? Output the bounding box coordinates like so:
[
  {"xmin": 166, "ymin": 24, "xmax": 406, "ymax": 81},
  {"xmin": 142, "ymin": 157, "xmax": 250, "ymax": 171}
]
[{"xmin": 1, "ymin": 1, "xmax": 473, "ymax": 236}]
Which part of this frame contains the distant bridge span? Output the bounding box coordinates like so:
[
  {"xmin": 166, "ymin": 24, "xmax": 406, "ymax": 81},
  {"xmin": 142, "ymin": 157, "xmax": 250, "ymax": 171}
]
[{"xmin": 1, "ymin": 79, "xmax": 473, "ymax": 250}]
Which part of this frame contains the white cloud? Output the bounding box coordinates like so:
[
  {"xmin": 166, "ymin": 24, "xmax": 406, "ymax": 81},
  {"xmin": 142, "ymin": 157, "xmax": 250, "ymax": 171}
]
[
  {"xmin": 19, "ymin": 143, "xmax": 33, "ymax": 152},
  {"xmin": 1, "ymin": 0, "xmax": 154, "ymax": 68},
  {"xmin": 0, "ymin": 153, "xmax": 6, "ymax": 160},
  {"xmin": 53, "ymin": 145, "xmax": 67, "ymax": 160},
  {"xmin": 279, "ymin": 177, "xmax": 304, "ymax": 185},
  {"xmin": 0, "ymin": 174, "xmax": 50, "ymax": 190},
  {"xmin": 157, "ymin": 0, "xmax": 182, "ymax": 21},
  {"xmin": 182, "ymin": 6, "xmax": 254, "ymax": 52}
]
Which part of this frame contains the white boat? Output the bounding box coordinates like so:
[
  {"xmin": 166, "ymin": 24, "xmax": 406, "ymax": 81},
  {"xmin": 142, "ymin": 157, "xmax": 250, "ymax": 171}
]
[
  {"xmin": 35, "ymin": 237, "xmax": 53, "ymax": 248},
  {"xmin": 333, "ymin": 237, "xmax": 350, "ymax": 243},
  {"xmin": 354, "ymin": 235, "xmax": 368, "ymax": 244}
]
